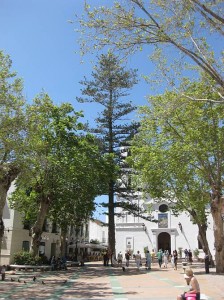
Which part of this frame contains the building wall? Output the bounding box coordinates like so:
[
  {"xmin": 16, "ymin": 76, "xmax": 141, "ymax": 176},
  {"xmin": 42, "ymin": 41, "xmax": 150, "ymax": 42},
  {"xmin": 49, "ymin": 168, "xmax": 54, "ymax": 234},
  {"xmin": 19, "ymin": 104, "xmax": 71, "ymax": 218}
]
[
  {"xmin": 88, "ymin": 219, "xmax": 108, "ymax": 244},
  {"xmin": 115, "ymin": 197, "xmax": 215, "ymax": 259},
  {"xmin": 1, "ymin": 185, "xmax": 62, "ymax": 264}
]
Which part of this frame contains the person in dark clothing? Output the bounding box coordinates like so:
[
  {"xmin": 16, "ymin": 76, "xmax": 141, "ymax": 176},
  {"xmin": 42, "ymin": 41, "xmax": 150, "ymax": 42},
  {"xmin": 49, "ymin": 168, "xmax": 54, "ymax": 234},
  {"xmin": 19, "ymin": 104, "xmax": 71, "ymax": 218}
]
[
  {"xmin": 188, "ymin": 250, "xmax": 193, "ymax": 264},
  {"xmin": 103, "ymin": 251, "xmax": 109, "ymax": 266},
  {"xmin": 204, "ymin": 254, "xmax": 210, "ymax": 273},
  {"xmin": 173, "ymin": 250, "xmax": 178, "ymax": 270},
  {"xmin": 51, "ymin": 256, "xmax": 56, "ymax": 271},
  {"xmin": 1, "ymin": 265, "xmax": 6, "ymax": 281},
  {"xmin": 125, "ymin": 251, "xmax": 130, "ymax": 267}
]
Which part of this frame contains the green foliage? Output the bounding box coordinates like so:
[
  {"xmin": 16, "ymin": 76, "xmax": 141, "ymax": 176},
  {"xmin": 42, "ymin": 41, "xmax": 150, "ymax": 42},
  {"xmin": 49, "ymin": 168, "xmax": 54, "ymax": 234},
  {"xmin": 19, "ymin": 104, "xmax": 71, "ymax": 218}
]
[
  {"xmin": 129, "ymin": 78, "xmax": 224, "ymax": 271},
  {"xmin": 129, "ymin": 79, "xmax": 224, "ymax": 229},
  {"xmin": 90, "ymin": 239, "xmax": 100, "ymax": 244},
  {"xmin": 193, "ymin": 248, "xmax": 199, "ymax": 257},
  {"xmin": 9, "ymin": 93, "xmax": 108, "ymax": 255},
  {"xmin": 77, "ymin": 52, "xmax": 138, "ymax": 252},
  {"xmin": 0, "ymin": 51, "xmax": 26, "ymax": 239},
  {"xmin": 13, "ymin": 251, "xmax": 43, "ymax": 265},
  {"xmin": 0, "ymin": 51, "xmax": 25, "ymax": 163},
  {"xmin": 77, "ymin": 52, "xmax": 138, "ymax": 186},
  {"xmin": 77, "ymin": 1, "xmax": 224, "ymax": 96}
]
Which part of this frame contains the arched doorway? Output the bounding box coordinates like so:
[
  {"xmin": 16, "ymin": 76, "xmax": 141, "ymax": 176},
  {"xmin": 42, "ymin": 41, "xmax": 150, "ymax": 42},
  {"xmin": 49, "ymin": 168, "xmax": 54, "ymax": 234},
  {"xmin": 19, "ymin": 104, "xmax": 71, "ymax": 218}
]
[{"xmin": 158, "ymin": 232, "xmax": 171, "ymax": 254}]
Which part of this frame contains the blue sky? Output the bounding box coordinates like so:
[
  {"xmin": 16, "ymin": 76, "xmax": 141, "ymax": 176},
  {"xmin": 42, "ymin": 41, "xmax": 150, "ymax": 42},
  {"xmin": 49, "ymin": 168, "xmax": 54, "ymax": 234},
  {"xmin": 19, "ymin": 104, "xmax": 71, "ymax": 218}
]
[
  {"xmin": 0, "ymin": 0, "xmax": 154, "ymax": 221},
  {"xmin": 0, "ymin": 0, "xmax": 152, "ymax": 119}
]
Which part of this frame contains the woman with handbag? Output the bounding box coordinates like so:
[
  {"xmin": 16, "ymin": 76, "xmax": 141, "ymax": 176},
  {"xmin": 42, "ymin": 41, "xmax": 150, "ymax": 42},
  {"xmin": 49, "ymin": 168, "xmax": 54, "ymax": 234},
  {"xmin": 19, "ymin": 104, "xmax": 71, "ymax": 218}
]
[{"xmin": 177, "ymin": 268, "xmax": 200, "ymax": 300}]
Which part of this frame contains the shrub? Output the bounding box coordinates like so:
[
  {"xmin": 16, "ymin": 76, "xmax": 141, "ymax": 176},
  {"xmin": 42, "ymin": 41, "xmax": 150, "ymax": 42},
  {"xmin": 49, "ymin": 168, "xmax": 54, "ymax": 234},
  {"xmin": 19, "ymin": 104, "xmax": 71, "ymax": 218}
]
[
  {"xmin": 193, "ymin": 248, "xmax": 199, "ymax": 257},
  {"xmin": 13, "ymin": 251, "xmax": 42, "ymax": 265}
]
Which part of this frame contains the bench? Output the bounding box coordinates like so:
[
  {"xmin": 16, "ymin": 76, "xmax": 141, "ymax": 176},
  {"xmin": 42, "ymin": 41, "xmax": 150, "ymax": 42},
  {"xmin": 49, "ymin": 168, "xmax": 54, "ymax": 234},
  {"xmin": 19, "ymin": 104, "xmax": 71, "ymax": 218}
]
[
  {"xmin": 9, "ymin": 264, "xmax": 51, "ymax": 271},
  {"xmin": 66, "ymin": 261, "xmax": 80, "ymax": 267}
]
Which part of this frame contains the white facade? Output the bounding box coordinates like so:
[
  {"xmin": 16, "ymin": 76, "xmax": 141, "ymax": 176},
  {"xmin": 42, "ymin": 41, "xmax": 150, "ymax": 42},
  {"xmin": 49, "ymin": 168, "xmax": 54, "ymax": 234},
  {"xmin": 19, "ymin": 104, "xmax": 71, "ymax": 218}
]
[
  {"xmin": 1, "ymin": 185, "xmax": 108, "ymax": 265},
  {"xmin": 88, "ymin": 219, "xmax": 107, "ymax": 245},
  {"xmin": 67, "ymin": 219, "xmax": 108, "ymax": 256},
  {"xmin": 2, "ymin": 200, "xmax": 62, "ymax": 264},
  {"xmin": 115, "ymin": 195, "xmax": 215, "ymax": 259}
]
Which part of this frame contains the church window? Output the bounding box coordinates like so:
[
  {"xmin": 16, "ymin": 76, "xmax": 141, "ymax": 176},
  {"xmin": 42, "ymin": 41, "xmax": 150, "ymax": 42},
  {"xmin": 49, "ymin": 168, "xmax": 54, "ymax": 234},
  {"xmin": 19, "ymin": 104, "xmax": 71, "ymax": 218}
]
[{"xmin": 159, "ymin": 204, "xmax": 169, "ymax": 213}]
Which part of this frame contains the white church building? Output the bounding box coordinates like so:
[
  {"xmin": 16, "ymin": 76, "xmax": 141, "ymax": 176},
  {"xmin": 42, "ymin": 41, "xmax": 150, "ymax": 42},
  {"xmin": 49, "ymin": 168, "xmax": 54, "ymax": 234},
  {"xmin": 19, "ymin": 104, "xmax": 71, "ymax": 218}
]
[{"xmin": 114, "ymin": 194, "xmax": 215, "ymax": 259}]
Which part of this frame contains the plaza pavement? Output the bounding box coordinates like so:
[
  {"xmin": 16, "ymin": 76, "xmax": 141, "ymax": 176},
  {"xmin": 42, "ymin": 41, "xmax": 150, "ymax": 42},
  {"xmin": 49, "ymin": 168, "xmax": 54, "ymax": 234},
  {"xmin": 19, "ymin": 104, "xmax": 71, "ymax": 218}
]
[{"xmin": 0, "ymin": 260, "xmax": 223, "ymax": 300}]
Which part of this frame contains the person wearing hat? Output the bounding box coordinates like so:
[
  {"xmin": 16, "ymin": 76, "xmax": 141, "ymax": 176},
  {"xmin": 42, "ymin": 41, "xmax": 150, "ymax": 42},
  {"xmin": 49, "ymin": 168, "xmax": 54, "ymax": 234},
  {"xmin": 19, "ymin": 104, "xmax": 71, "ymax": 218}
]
[{"xmin": 177, "ymin": 268, "xmax": 200, "ymax": 300}]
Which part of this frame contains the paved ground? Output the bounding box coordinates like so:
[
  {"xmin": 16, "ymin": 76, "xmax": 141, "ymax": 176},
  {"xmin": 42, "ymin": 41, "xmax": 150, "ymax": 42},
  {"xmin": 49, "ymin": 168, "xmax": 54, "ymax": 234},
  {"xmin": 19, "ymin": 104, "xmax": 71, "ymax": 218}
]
[{"xmin": 0, "ymin": 261, "xmax": 223, "ymax": 300}]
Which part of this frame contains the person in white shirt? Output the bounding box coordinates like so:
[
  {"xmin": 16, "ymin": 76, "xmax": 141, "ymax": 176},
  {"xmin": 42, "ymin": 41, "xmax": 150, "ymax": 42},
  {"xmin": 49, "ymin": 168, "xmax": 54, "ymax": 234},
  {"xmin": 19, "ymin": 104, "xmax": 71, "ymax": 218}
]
[
  {"xmin": 117, "ymin": 251, "xmax": 123, "ymax": 267},
  {"xmin": 135, "ymin": 251, "xmax": 142, "ymax": 270},
  {"xmin": 163, "ymin": 250, "xmax": 169, "ymax": 268}
]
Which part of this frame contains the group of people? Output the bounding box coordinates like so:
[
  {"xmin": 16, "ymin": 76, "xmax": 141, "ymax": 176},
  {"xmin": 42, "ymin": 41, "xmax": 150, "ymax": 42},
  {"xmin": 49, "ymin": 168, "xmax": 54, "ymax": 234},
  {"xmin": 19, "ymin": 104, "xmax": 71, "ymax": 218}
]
[
  {"xmin": 184, "ymin": 249, "xmax": 193, "ymax": 263},
  {"xmin": 50, "ymin": 256, "xmax": 67, "ymax": 271},
  {"xmin": 104, "ymin": 250, "xmax": 150, "ymax": 270},
  {"xmin": 104, "ymin": 249, "xmax": 201, "ymax": 300},
  {"xmin": 156, "ymin": 249, "xmax": 179, "ymax": 270}
]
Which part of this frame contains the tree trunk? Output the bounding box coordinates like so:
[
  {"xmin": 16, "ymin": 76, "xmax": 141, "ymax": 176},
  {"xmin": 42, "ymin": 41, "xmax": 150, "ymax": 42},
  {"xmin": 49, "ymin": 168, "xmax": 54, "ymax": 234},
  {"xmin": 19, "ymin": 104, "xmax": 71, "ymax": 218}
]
[
  {"xmin": 108, "ymin": 180, "xmax": 115, "ymax": 256},
  {"xmin": 30, "ymin": 200, "xmax": 50, "ymax": 256},
  {"xmin": 107, "ymin": 84, "xmax": 116, "ymax": 257},
  {"xmin": 197, "ymin": 223, "xmax": 214, "ymax": 264},
  {"xmin": 0, "ymin": 165, "xmax": 20, "ymax": 250},
  {"xmin": 60, "ymin": 228, "xmax": 67, "ymax": 258},
  {"xmin": 211, "ymin": 195, "xmax": 224, "ymax": 273},
  {"xmin": 0, "ymin": 186, "xmax": 7, "ymax": 240}
]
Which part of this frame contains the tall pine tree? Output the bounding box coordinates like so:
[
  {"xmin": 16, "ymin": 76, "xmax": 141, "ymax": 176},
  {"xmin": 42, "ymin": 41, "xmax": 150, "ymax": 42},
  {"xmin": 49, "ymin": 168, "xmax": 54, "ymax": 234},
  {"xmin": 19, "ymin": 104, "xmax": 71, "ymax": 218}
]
[{"xmin": 77, "ymin": 52, "xmax": 138, "ymax": 255}]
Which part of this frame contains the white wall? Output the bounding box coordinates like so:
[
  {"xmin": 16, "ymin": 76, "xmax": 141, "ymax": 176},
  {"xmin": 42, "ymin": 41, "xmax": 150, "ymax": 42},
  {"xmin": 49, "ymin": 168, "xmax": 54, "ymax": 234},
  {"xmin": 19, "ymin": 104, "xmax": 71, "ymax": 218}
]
[{"xmin": 115, "ymin": 197, "xmax": 215, "ymax": 259}]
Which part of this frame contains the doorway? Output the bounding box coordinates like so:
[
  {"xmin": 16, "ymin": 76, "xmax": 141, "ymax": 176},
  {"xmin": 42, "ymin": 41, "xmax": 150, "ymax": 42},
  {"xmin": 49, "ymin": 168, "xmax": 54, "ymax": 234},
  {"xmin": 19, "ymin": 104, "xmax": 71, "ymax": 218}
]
[
  {"xmin": 51, "ymin": 243, "xmax": 56, "ymax": 257},
  {"xmin": 158, "ymin": 232, "xmax": 171, "ymax": 254}
]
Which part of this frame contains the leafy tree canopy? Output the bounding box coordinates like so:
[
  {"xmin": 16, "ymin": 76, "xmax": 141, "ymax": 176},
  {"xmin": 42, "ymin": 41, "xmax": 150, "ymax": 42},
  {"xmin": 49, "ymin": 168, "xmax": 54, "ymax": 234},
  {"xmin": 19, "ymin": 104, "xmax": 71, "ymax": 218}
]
[{"xmin": 76, "ymin": 1, "xmax": 224, "ymax": 99}]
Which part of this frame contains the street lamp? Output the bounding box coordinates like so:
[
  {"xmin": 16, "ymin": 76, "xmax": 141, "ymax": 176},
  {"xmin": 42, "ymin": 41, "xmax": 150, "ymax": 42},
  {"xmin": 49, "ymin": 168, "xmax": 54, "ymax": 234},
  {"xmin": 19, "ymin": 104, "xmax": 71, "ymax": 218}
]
[{"xmin": 178, "ymin": 222, "xmax": 183, "ymax": 232}]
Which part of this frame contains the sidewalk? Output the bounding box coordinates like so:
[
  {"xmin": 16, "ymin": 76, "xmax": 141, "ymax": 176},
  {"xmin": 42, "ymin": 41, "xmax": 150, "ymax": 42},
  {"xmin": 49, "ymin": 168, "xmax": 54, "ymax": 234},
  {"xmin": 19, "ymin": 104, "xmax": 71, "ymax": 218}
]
[{"xmin": 0, "ymin": 261, "xmax": 223, "ymax": 299}]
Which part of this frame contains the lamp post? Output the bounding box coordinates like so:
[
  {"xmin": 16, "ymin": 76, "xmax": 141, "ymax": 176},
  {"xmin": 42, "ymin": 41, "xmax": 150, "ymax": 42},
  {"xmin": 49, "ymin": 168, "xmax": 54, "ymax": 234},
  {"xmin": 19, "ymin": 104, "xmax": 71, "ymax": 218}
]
[
  {"xmin": 142, "ymin": 223, "xmax": 146, "ymax": 231},
  {"xmin": 178, "ymin": 222, "xmax": 183, "ymax": 232}
]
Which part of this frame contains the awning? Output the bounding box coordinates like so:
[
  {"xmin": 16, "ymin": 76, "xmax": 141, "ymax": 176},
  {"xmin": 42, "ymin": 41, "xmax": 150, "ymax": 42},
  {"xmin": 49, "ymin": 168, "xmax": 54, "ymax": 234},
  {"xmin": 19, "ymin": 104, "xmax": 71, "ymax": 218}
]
[{"xmin": 68, "ymin": 242, "xmax": 107, "ymax": 250}]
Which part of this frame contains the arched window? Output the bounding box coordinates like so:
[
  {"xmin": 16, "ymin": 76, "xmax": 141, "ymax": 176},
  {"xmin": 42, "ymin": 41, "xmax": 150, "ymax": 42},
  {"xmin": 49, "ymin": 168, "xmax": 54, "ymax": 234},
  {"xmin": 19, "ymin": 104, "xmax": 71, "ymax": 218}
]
[{"xmin": 159, "ymin": 204, "xmax": 169, "ymax": 213}]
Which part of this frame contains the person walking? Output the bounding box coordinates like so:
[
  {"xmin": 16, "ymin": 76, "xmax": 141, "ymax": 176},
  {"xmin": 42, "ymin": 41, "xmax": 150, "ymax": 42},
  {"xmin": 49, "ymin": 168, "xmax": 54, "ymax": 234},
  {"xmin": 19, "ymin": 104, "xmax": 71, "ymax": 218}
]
[
  {"xmin": 1, "ymin": 265, "xmax": 6, "ymax": 281},
  {"xmin": 173, "ymin": 250, "xmax": 178, "ymax": 270},
  {"xmin": 151, "ymin": 249, "xmax": 155, "ymax": 263},
  {"xmin": 163, "ymin": 250, "xmax": 169, "ymax": 268},
  {"xmin": 177, "ymin": 268, "xmax": 200, "ymax": 300},
  {"xmin": 145, "ymin": 250, "xmax": 151, "ymax": 270},
  {"xmin": 188, "ymin": 250, "xmax": 193, "ymax": 264},
  {"xmin": 184, "ymin": 249, "xmax": 189, "ymax": 262},
  {"xmin": 125, "ymin": 251, "xmax": 130, "ymax": 267},
  {"xmin": 103, "ymin": 251, "xmax": 109, "ymax": 266},
  {"xmin": 171, "ymin": 254, "xmax": 174, "ymax": 268},
  {"xmin": 51, "ymin": 256, "xmax": 56, "ymax": 271},
  {"xmin": 157, "ymin": 249, "xmax": 163, "ymax": 268},
  {"xmin": 117, "ymin": 251, "xmax": 123, "ymax": 267},
  {"xmin": 135, "ymin": 250, "xmax": 142, "ymax": 270},
  {"xmin": 204, "ymin": 254, "xmax": 210, "ymax": 274}
]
